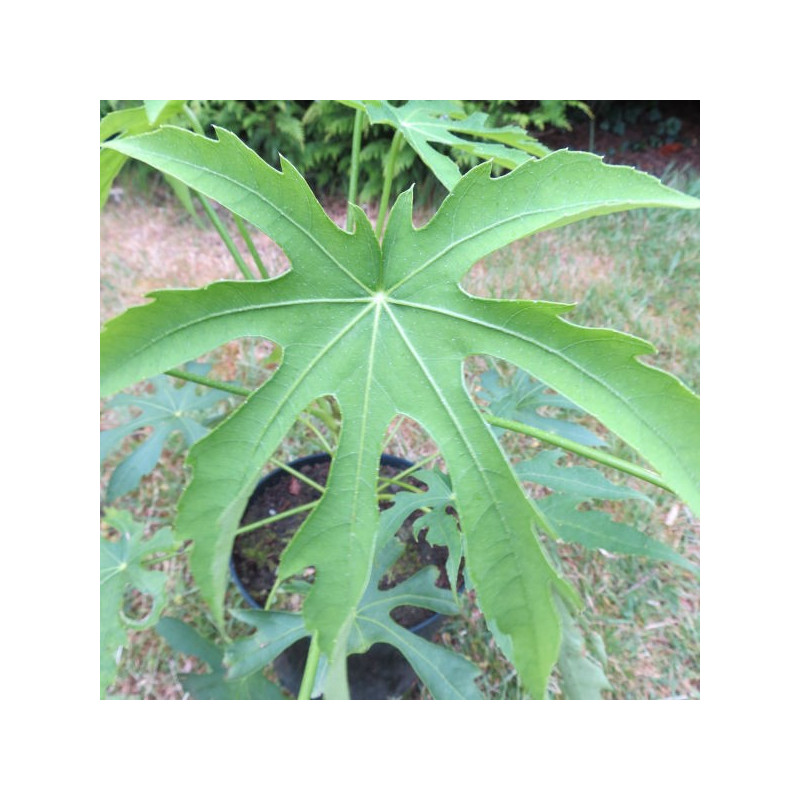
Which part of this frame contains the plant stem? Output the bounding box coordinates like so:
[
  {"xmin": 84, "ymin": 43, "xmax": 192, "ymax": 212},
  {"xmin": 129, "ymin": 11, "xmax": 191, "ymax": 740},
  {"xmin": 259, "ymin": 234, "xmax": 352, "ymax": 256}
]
[
  {"xmin": 183, "ymin": 102, "xmax": 258, "ymax": 282},
  {"xmin": 182, "ymin": 102, "xmax": 205, "ymax": 136},
  {"xmin": 297, "ymin": 634, "xmax": 321, "ymax": 700},
  {"xmin": 376, "ymin": 130, "xmax": 403, "ymax": 239},
  {"xmin": 298, "ymin": 415, "xmax": 335, "ymax": 455},
  {"xmin": 482, "ymin": 412, "xmax": 676, "ymax": 494},
  {"xmin": 235, "ymin": 501, "xmax": 318, "ymax": 536},
  {"xmin": 346, "ymin": 109, "xmax": 364, "ymax": 233},
  {"xmin": 381, "ymin": 416, "xmax": 404, "ymax": 450},
  {"xmin": 376, "ymin": 452, "xmax": 439, "ymax": 492},
  {"xmin": 233, "ymin": 215, "xmax": 269, "ymax": 278},
  {"xmin": 380, "ymin": 479, "xmax": 421, "ymax": 494},
  {"xmin": 196, "ymin": 194, "xmax": 256, "ymax": 280},
  {"xmin": 165, "ymin": 368, "xmax": 251, "ymax": 397},
  {"xmin": 268, "ymin": 458, "xmax": 327, "ymax": 495},
  {"xmin": 307, "ymin": 400, "xmax": 339, "ymax": 434}
]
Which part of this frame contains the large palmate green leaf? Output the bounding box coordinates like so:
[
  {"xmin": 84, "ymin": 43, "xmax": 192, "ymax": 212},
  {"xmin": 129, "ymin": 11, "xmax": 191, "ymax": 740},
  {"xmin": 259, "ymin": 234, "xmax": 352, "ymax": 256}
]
[
  {"xmin": 356, "ymin": 100, "xmax": 550, "ymax": 191},
  {"xmin": 100, "ymin": 126, "xmax": 699, "ymax": 698}
]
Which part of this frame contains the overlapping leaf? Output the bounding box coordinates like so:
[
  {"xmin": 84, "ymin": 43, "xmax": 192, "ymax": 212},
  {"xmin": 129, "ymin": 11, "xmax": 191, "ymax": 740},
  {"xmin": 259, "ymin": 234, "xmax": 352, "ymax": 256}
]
[
  {"xmin": 100, "ymin": 126, "xmax": 699, "ymax": 698},
  {"xmin": 376, "ymin": 468, "xmax": 462, "ymax": 595}
]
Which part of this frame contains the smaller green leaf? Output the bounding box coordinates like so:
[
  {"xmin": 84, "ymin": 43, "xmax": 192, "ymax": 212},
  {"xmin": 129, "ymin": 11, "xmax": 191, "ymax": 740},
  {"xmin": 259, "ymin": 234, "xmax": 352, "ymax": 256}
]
[
  {"xmin": 226, "ymin": 537, "xmax": 480, "ymax": 699},
  {"xmin": 540, "ymin": 494, "xmax": 698, "ymax": 575},
  {"xmin": 480, "ymin": 368, "xmax": 606, "ymax": 448},
  {"xmin": 100, "ymin": 106, "xmax": 149, "ymax": 142},
  {"xmin": 363, "ymin": 100, "xmax": 549, "ymax": 191},
  {"xmin": 102, "ymin": 365, "xmax": 231, "ymax": 501},
  {"xmin": 385, "ymin": 469, "xmax": 462, "ymax": 595},
  {"xmin": 516, "ymin": 449, "xmax": 651, "ymax": 504},
  {"xmin": 155, "ymin": 616, "xmax": 224, "ymax": 669},
  {"xmin": 359, "ymin": 617, "xmax": 482, "ymax": 700},
  {"xmin": 106, "ymin": 426, "xmax": 171, "ymax": 501},
  {"xmin": 156, "ymin": 617, "xmax": 285, "ymax": 700},
  {"xmin": 100, "ymin": 100, "xmax": 186, "ymax": 207},
  {"xmin": 143, "ymin": 100, "xmax": 185, "ymax": 125},
  {"xmin": 514, "ymin": 449, "xmax": 694, "ymax": 573},
  {"xmin": 224, "ymin": 610, "xmax": 309, "ymax": 680},
  {"xmin": 100, "ymin": 510, "xmax": 175, "ymax": 697},
  {"xmin": 351, "ymin": 538, "xmax": 482, "ymax": 700}
]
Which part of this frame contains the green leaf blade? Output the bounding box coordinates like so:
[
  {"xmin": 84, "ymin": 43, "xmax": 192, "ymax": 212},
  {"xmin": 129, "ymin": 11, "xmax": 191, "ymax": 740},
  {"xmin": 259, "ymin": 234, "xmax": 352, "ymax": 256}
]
[
  {"xmin": 100, "ymin": 511, "xmax": 175, "ymax": 697},
  {"xmin": 516, "ymin": 449, "xmax": 652, "ymax": 503},
  {"xmin": 363, "ymin": 100, "xmax": 550, "ymax": 190},
  {"xmin": 540, "ymin": 495, "xmax": 698, "ymax": 575},
  {"xmin": 103, "ymin": 127, "xmax": 381, "ymax": 293},
  {"xmin": 225, "ymin": 610, "xmax": 309, "ymax": 680},
  {"xmin": 383, "ymin": 150, "xmax": 700, "ymax": 296},
  {"xmin": 392, "ymin": 292, "xmax": 699, "ymax": 513},
  {"xmin": 554, "ymin": 597, "xmax": 611, "ymax": 699},
  {"xmin": 156, "ymin": 617, "xmax": 285, "ymax": 700}
]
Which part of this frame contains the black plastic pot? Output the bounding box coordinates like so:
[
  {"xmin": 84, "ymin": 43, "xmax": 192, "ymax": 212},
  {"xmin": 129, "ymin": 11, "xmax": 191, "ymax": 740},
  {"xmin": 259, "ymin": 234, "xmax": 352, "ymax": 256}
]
[{"xmin": 230, "ymin": 452, "xmax": 450, "ymax": 699}]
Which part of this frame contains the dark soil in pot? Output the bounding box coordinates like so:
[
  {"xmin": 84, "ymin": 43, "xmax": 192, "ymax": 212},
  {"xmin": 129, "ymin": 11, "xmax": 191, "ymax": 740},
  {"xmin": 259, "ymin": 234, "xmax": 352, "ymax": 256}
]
[{"xmin": 230, "ymin": 452, "xmax": 462, "ymax": 699}]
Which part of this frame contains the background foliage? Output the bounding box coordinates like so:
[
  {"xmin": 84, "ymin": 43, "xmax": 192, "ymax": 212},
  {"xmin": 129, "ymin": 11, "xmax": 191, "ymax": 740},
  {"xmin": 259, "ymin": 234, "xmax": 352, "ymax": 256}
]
[{"xmin": 102, "ymin": 100, "xmax": 595, "ymax": 205}]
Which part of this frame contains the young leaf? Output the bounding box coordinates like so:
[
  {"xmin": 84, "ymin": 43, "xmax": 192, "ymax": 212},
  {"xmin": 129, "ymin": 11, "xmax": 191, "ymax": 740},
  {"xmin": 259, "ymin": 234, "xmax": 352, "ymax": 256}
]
[
  {"xmin": 155, "ymin": 617, "xmax": 285, "ymax": 700},
  {"xmin": 360, "ymin": 100, "xmax": 550, "ymax": 191},
  {"xmin": 516, "ymin": 449, "xmax": 651, "ymax": 503},
  {"xmin": 101, "ymin": 365, "xmax": 231, "ymax": 501},
  {"xmin": 100, "ymin": 509, "xmax": 175, "ymax": 697},
  {"xmin": 100, "ymin": 127, "xmax": 699, "ymax": 698},
  {"xmin": 479, "ymin": 367, "xmax": 607, "ymax": 447},
  {"xmin": 351, "ymin": 538, "xmax": 482, "ymax": 699},
  {"xmin": 540, "ymin": 494, "xmax": 698, "ymax": 575},
  {"xmin": 226, "ymin": 538, "xmax": 481, "ymax": 699},
  {"xmin": 224, "ymin": 610, "xmax": 309, "ymax": 680},
  {"xmin": 379, "ymin": 468, "xmax": 462, "ymax": 594},
  {"xmin": 100, "ymin": 101, "xmax": 185, "ymax": 207},
  {"xmin": 515, "ymin": 449, "xmax": 697, "ymax": 574}
]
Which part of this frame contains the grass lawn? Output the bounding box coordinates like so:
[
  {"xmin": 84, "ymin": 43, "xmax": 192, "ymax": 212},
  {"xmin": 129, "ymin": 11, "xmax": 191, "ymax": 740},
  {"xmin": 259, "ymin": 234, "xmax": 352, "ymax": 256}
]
[{"xmin": 100, "ymin": 164, "xmax": 700, "ymax": 700}]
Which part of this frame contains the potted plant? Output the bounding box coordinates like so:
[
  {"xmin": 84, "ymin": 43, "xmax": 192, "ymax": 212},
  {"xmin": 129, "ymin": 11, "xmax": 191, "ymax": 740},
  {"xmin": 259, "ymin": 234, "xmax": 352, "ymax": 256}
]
[
  {"xmin": 230, "ymin": 451, "xmax": 465, "ymax": 699},
  {"xmin": 100, "ymin": 100, "xmax": 700, "ymax": 699}
]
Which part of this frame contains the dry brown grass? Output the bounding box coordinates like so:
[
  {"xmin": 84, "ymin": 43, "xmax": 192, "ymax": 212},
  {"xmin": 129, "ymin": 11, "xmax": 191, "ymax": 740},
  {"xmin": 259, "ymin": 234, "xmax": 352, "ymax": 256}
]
[
  {"xmin": 101, "ymin": 195, "xmax": 289, "ymax": 322},
  {"xmin": 463, "ymin": 232, "xmax": 617, "ymax": 304}
]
